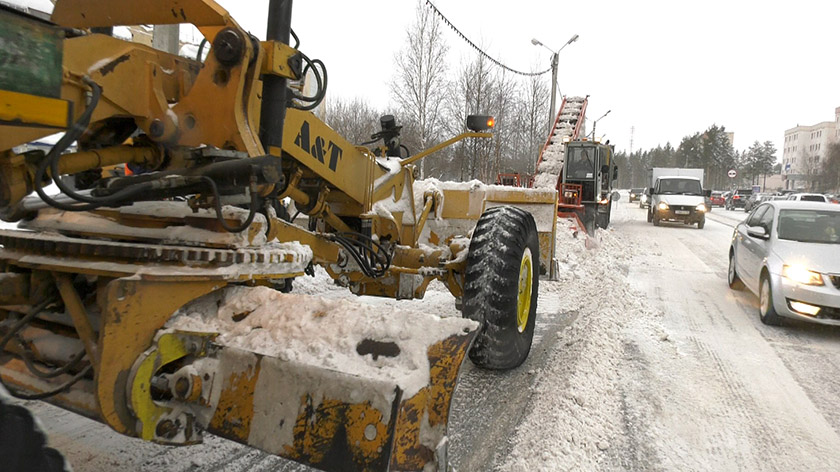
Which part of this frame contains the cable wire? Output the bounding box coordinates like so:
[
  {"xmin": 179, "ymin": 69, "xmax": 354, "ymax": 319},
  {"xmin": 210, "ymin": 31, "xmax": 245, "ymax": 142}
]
[
  {"xmin": 0, "ymin": 299, "xmax": 93, "ymax": 400},
  {"xmin": 328, "ymin": 232, "xmax": 392, "ymax": 278},
  {"xmin": 199, "ymin": 176, "xmax": 259, "ymax": 233},
  {"xmin": 425, "ymin": 1, "xmax": 551, "ymax": 77}
]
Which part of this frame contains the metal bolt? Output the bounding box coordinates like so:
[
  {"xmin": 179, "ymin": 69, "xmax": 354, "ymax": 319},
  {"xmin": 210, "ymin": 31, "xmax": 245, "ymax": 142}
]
[
  {"xmin": 364, "ymin": 424, "xmax": 377, "ymax": 441},
  {"xmin": 174, "ymin": 377, "xmax": 191, "ymax": 400},
  {"xmin": 149, "ymin": 119, "xmax": 165, "ymax": 138},
  {"xmin": 213, "ymin": 29, "xmax": 244, "ymax": 67},
  {"xmin": 156, "ymin": 419, "xmax": 178, "ymax": 439}
]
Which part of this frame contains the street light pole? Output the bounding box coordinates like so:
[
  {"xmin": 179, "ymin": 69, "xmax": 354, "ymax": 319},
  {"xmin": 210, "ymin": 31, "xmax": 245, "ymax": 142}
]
[
  {"xmin": 532, "ymin": 34, "xmax": 579, "ymax": 133},
  {"xmin": 549, "ymin": 52, "xmax": 558, "ymax": 132},
  {"xmin": 590, "ymin": 109, "xmax": 611, "ymax": 139}
]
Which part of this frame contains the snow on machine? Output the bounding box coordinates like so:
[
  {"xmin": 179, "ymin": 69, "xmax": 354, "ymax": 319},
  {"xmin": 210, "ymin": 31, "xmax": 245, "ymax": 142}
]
[{"xmin": 0, "ymin": 1, "xmax": 558, "ymax": 470}]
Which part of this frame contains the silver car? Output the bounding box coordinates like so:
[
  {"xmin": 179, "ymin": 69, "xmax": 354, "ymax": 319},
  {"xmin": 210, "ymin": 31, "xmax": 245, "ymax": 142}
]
[{"xmin": 728, "ymin": 201, "xmax": 840, "ymax": 326}]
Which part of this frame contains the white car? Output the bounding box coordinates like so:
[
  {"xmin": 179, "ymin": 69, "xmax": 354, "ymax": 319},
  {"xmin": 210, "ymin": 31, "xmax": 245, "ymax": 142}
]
[
  {"xmin": 786, "ymin": 193, "xmax": 828, "ymax": 203},
  {"xmin": 728, "ymin": 201, "xmax": 840, "ymax": 325}
]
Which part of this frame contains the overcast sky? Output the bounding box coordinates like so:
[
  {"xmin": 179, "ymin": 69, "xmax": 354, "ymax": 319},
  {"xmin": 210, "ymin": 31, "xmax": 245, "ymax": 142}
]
[{"xmin": 217, "ymin": 0, "xmax": 839, "ymax": 160}]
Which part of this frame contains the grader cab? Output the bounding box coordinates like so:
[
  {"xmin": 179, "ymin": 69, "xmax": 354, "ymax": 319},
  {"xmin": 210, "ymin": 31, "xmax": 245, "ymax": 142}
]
[{"xmin": 0, "ymin": 1, "xmax": 558, "ymax": 470}]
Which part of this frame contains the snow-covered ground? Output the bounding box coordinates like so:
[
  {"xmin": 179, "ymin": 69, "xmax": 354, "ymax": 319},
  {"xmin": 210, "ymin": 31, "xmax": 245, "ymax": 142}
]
[{"xmin": 14, "ymin": 197, "xmax": 840, "ymax": 471}]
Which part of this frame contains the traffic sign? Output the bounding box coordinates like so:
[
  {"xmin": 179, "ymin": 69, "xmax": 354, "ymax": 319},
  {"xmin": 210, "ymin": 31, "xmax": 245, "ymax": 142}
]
[{"xmin": 727, "ymin": 169, "xmax": 737, "ymax": 178}]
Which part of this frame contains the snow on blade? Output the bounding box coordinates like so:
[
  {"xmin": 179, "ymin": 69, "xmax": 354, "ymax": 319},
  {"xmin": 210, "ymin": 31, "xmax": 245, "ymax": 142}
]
[{"xmin": 167, "ymin": 286, "xmax": 478, "ymax": 417}]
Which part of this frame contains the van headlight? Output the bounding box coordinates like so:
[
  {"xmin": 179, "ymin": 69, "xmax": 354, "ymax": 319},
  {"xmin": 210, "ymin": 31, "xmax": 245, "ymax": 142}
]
[
  {"xmin": 695, "ymin": 204, "xmax": 707, "ymax": 212},
  {"xmin": 782, "ymin": 265, "xmax": 824, "ymax": 286},
  {"xmin": 658, "ymin": 202, "xmax": 669, "ymax": 211}
]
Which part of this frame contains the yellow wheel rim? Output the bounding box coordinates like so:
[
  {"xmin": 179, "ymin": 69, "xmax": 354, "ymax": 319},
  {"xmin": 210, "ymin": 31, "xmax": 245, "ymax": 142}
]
[{"xmin": 516, "ymin": 248, "xmax": 533, "ymax": 333}]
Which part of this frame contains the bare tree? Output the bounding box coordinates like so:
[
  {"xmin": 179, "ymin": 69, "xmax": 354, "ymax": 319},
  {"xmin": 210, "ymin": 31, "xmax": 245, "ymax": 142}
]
[
  {"xmin": 818, "ymin": 142, "xmax": 840, "ymax": 192},
  {"xmin": 390, "ymin": 1, "xmax": 449, "ymax": 178},
  {"xmin": 489, "ymin": 69, "xmax": 517, "ymax": 178},
  {"xmin": 519, "ymin": 73, "xmax": 549, "ymax": 176},
  {"xmin": 446, "ymin": 52, "xmax": 494, "ymax": 181},
  {"xmin": 322, "ymin": 97, "xmax": 382, "ymax": 146}
]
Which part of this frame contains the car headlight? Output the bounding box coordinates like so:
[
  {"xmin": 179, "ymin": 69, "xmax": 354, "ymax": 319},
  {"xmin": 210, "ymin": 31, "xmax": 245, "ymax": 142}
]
[
  {"xmin": 630, "ymin": 193, "xmax": 636, "ymax": 198},
  {"xmin": 782, "ymin": 265, "xmax": 824, "ymax": 286},
  {"xmin": 695, "ymin": 204, "xmax": 706, "ymax": 212},
  {"xmin": 658, "ymin": 202, "xmax": 669, "ymax": 211}
]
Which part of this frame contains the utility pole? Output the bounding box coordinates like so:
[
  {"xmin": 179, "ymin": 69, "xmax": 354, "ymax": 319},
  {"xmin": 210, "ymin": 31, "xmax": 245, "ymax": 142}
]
[
  {"xmin": 548, "ymin": 52, "xmax": 558, "ymax": 133},
  {"xmin": 532, "ymin": 34, "xmax": 579, "ymax": 134},
  {"xmin": 152, "ymin": 25, "xmax": 179, "ymax": 55},
  {"xmin": 630, "ymin": 126, "xmax": 635, "ymax": 154}
]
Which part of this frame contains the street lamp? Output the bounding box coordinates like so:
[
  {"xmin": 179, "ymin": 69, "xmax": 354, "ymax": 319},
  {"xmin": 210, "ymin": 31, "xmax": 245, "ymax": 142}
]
[
  {"xmin": 590, "ymin": 109, "xmax": 611, "ymax": 139},
  {"xmin": 531, "ymin": 34, "xmax": 579, "ymax": 132}
]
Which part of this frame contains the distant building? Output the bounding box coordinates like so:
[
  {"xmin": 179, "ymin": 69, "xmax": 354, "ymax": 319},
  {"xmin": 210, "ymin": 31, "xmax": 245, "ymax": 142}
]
[
  {"xmin": 781, "ymin": 106, "xmax": 839, "ymax": 190},
  {"xmin": 725, "ymin": 132, "xmax": 735, "ymax": 148}
]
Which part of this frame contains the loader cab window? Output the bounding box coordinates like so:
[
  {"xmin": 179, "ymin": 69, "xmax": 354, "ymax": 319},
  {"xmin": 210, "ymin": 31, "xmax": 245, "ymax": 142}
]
[{"xmin": 567, "ymin": 147, "xmax": 597, "ymax": 180}]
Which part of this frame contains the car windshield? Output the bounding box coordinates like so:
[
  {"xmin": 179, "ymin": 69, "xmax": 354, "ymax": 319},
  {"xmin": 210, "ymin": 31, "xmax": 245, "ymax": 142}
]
[
  {"xmin": 631, "ymin": 188, "xmax": 643, "ymax": 193},
  {"xmin": 737, "ymin": 189, "xmax": 753, "ymax": 196},
  {"xmin": 777, "ymin": 209, "xmax": 840, "ymax": 244},
  {"xmin": 657, "ymin": 178, "xmax": 702, "ymax": 195}
]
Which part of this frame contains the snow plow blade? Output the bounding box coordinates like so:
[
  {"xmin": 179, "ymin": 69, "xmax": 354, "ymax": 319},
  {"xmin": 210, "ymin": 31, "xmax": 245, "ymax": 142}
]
[{"xmin": 128, "ymin": 288, "xmax": 478, "ymax": 471}]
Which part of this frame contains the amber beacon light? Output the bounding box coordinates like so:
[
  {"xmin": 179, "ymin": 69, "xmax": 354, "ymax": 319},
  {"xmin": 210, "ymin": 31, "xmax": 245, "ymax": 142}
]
[{"xmin": 467, "ymin": 115, "xmax": 495, "ymax": 131}]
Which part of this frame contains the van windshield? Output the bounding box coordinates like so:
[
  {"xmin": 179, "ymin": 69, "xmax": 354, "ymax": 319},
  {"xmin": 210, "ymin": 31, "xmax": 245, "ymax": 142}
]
[{"xmin": 657, "ymin": 178, "xmax": 702, "ymax": 195}]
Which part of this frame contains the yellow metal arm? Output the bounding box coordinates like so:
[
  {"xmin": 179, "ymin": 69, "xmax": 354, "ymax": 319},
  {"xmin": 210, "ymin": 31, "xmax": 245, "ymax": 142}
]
[{"xmin": 400, "ymin": 132, "xmax": 492, "ymax": 167}]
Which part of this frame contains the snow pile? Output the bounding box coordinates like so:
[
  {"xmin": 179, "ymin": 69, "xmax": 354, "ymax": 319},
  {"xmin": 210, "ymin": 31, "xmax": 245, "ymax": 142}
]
[
  {"xmin": 500, "ymin": 222, "xmax": 663, "ymax": 471},
  {"xmin": 533, "ymin": 96, "xmax": 587, "ymax": 190},
  {"xmin": 167, "ymin": 285, "xmax": 477, "ymax": 402},
  {"xmin": 292, "ymin": 264, "xmax": 464, "ymax": 320},
  {"xmin": 533, "ymin": 172, "xmax": 560, "ymax": 190}
]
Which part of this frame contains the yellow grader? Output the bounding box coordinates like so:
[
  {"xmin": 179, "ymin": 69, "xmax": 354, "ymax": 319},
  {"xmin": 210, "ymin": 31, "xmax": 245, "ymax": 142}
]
[{"xmin": 0, "ymin": 1, "xmax": 558, "ymax": 470}]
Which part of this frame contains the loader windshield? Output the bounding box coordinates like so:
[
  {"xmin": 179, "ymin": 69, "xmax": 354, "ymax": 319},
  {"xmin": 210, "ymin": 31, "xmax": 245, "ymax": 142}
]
[{"xmin": 566, "ymin": 147, "xmax": 597, "ymax": 179}]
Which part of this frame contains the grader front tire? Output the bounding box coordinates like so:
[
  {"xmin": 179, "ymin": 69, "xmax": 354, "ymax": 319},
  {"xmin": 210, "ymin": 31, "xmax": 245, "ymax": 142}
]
[{"xmin": 463, "ymin": 206, "xmax": 539, "ymax": 370}]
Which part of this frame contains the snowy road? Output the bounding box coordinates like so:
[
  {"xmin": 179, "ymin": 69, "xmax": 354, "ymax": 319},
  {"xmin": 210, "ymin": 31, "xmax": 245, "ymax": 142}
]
[
  {"xmin": 17, "ymin": 198, "xmax": 840, "ymax": 471},
  {"xmin": 609, "ymin": 201, "xmax": 840, "ymax": 471}
]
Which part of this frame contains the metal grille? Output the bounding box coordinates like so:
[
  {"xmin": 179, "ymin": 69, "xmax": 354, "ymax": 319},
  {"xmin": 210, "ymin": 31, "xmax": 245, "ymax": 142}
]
[{"xmin": 818, "ymin": 306, "xmax": 840, "ymax": 321}]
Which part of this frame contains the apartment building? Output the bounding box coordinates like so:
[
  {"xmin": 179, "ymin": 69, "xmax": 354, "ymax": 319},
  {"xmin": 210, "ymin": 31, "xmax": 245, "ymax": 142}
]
[{"xmin": 781, "ymin": 106, "xmax": 840, "ymax": 190}]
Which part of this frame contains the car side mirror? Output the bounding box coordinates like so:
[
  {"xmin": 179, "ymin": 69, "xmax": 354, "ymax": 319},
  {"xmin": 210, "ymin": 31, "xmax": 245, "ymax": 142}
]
[
  {"xmin": 646, "ymin": 188, "xmax": 652, "ymax": 196},
  {"xmin": 746, "ymin": 226, "xmax": 768, "ymax": 240},
  {"xmin": 704, "ymin": 189, "xmax": 711, "ymax": 197},
  {"xmin": 613, "ymin": 165, "xmax": 618, "ymax": 181}
]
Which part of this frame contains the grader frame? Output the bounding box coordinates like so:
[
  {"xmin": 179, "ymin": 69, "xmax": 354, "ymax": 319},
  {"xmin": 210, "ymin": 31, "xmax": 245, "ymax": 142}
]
[{"xmin": 0, "ymin": 1, "xmax": 558, "ymax": 470}]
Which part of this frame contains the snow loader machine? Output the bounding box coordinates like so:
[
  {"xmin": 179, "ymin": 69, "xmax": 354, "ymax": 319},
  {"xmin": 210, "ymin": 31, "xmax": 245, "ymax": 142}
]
[
  {"xmin": 556, "ymin": 138, "xmax": 618, "ymax": 235},
  {"xmin": 505, "ymin": 95, "xmax": 618, "ymax": 235},
  {"xmin": 0, "ymin": 1, "xmax": 558, "ymax": 470}
]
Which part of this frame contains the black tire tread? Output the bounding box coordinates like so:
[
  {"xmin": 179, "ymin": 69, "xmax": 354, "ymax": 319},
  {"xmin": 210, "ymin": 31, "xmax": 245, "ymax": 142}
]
[
  {"xmin": 759, "ymin": 273, "xmax": 784, "ymax": 326},
  {"xmin": 0, "ymin": 392, "xmax": 70, "ymax": 472},
  {"xmin": 463, "ymin": 206, "xmax": 539, "ymax": 370},
  {"xmin": 728, "ymin": 250, "xmax": 745, "ymax": 290}
]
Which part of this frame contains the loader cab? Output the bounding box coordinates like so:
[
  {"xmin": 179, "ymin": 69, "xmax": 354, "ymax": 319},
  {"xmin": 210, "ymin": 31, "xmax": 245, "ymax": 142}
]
[
  {"xmin": 559, "ymin": 140, "xmax": 617, "ymax": 233},
  {"xmin": 561, "ymin": 140, "xmax": 615, "ymax": 203}
]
